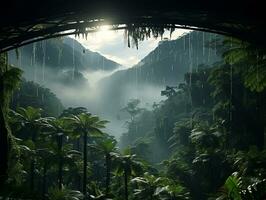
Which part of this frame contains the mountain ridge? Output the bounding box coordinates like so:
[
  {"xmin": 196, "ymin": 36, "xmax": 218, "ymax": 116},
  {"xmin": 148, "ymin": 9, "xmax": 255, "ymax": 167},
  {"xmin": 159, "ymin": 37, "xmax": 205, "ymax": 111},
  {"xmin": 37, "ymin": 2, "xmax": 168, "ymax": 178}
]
[
  {"xmin": 96, "ymin": 31, "xmax": 223, "ymax": 116},
  {"xmin": 8, "ymin": 36, "xmax": 122, "ymax": 79}
]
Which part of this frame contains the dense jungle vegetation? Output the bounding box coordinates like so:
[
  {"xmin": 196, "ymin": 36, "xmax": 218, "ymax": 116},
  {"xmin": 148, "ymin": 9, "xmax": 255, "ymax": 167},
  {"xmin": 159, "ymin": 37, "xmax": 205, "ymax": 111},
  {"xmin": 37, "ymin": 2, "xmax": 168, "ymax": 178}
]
[{"xmin": 0, "ymin": 33, "xmax": 266, "ymax": 200}]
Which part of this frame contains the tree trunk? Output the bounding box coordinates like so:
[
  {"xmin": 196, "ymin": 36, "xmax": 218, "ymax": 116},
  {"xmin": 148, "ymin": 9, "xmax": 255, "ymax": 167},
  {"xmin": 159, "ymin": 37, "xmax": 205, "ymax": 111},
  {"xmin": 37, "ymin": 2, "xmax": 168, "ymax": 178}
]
[
  {"xmin": 30, "ymin": 160, "xmax": 35, "ymax": 191},
  {"xmin": 0, "ymin": 67, "xmax": 9, "ymax": 188},
  {"xmin": 124, "ymin": 169, "xmax": 128, "ymax": 200},
  {"xmin": 30, "ymin": 131, "xmax": 36, "ymax": 191},
  {"xmin": 105, "ymin": 153, "xmax": 111, "ymax": 196},
  {"xmin": 76, "ymin": 137, "xmax": 80, "ymax": 151},
  {"xmin": 76, "ymin": 174, "xmax": 81, "ymax": 191},
  {"xmin": 42, "ymin": 163, "xmax": 47, "ymax": 199},
  {"xmin": 150, "ymin": 190, "xmax": 153, "ymax": 200},
  {"xmin": 256, "ymin": 93, "xmax": 265, "ymax": 150},
  {"xmin": 83, "ymin": 131, "xmax": 88, "ymax": 199},
  {"xmin": 57, "ymin": 134, "xmax": 63, "ymax": 190},
  {"xmin": 0, "ymin": 105, "xmax": 8, "ymax": 187},
  {"xmin": 0, "ymin": 54, "xmax": 10, "ymax": 187}
]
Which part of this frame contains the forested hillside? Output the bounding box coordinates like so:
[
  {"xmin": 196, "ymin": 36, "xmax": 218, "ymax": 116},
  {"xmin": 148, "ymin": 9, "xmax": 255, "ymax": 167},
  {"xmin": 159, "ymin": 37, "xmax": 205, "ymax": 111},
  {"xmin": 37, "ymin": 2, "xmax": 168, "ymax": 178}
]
[
  {"xmin": 118, "ymin": 36, "xmax": 266, "ymax": 199},
  {"xmin": 8, "ymin": 37, "xmax": 121, "ymax": 84},
  {"xmin": 10, "ymin": 79, "xmax": 64, "ymax": 117},
  {"xmin": 1, "ymin": 31, "xmax": 266, "ymax": 200},
  {"xmin": 97, "ymin": 32, "xmax": 222, "ymax": 116}
]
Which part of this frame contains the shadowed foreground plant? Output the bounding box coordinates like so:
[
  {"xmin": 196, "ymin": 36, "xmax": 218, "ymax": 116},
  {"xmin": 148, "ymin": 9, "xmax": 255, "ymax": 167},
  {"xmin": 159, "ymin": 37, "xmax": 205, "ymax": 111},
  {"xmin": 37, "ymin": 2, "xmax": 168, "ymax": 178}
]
[
  {"xmin": 131, "ymin": 172, "xmax": 189, "ymax": 200},
  {"xmin": 48, "ymin": 186, "xmax": 83, "ymax": 200},
  {"xmin": 217, "ymin": 172, "xmax": 266, "ymax": 200},
  {"xmin": 66, "ymin": 112, "xmax": 108, "ymax": 199}
]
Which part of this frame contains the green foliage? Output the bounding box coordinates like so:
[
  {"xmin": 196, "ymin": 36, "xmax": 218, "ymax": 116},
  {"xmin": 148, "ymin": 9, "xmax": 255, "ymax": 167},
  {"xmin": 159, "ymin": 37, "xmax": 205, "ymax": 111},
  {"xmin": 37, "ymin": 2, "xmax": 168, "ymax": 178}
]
[
  {"xmin": 48, "ymin": 186, "xmax": 83, "ymax": 200},
  {"xmin": 0, "ymin": 54, "xmax": 23, "ymax": 186},
  {"xmin": 113, "ymin": 149, "xmax": 144, "ymax": 177},
  {"xmin": 14, "ymin": 106, "xmax": 42, "ymax": 122},
  {"xmin": 59, "ymin": 107, "xmax": 87, "ymax": 117},
  {"xmin": 68, "ymin": 112, "xmax": 108, "ymax": 134},
  {"xmin": 121, "ymin": 99, "xmax": 144, "ymax": 122},
  {"xmin": 161, "ymin": 86, "xmax": 178, "ymax": 98},
  {"xmin": 131, "ymin": 172, "xmax": 189, "ymax": 200},
  {"xmin": 1, "ymin": 67, "xmax": 22, "ymax": 92},
  {"xmin": 92, "ymin": 137, "xmax": 117, "ymax": 154},
  {"xmin": 190, "ymin": 125, "xmax": 222, "ymax": 152},
  {"xmin": 218, "ymin": 172, "xmax": 266, "ymax": 200},
  {"xmin": 3, "ymin": 33, "xmax": 266, "ymax": 200},
  {"xmin": 118, "ymin": 35, "xmax": 266, "ymax": 200},
  {"xmin": 222, "ymin": 37, "xmax": 266, "ymax": 92},
  {"xmin": 219, "ymin": 172, "xmax": 243, "ymax": 200},
  {"xmin": 11, "ymin": 80, "xmax": 64, "ymax": 117}
]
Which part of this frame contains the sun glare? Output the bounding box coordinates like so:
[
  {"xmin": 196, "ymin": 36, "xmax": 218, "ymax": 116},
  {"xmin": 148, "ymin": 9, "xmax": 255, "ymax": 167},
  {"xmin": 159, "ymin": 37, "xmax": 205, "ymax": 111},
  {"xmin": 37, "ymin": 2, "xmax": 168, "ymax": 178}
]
[{"xmin": 99, "ymin": 25, "xmax": 111, "ymax": 32}]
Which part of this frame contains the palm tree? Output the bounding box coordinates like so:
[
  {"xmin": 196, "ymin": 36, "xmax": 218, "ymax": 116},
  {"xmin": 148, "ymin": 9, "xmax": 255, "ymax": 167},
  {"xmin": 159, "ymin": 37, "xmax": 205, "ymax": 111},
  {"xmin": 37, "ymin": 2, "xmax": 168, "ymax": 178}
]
[
  {"xmin": 10, "ymin": 106, "xmax": 44, "ymax": 191},
  {"xmin": 42, "ymin": 117, "xmax": 74, "ymax": 190},
  {"xmin": 67, "ymin": 112, "xmax": 108, "ymax": 199},
  {"xmin": 59, "ymin": 107, "xmax": 87, "ymax": 151},
  {"xmin": 90, "ymin": 136, "xmax": 117, "ymax": 197},
  {"xmin": 60, "ymin": 107, "xmax": 87, "ymax": 152},
  {"xmin": 49, "ymin": 141, "xmax": 81, "ymax": 191},
  {"xmin": 35, "ymin": 129, "xmax": 81, "ymax": 197},
  {"xmin": 113, "ymin": 149, "xmax": 144, "ymax": 200},
  {"xmin": 36, "ymin": 148, "xmax": 54, "ymax": 198}
]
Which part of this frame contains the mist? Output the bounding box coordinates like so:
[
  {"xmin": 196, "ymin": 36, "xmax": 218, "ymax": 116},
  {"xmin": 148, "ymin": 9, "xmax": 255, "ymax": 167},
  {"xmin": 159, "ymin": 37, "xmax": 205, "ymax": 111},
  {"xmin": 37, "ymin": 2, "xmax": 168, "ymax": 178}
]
[
  {"xmin": 9, "ymin": 53, "xmax": 166, "ymax": 139},
  {"xmin": 8, "ymin": 31, "xmax": 219, "ymax": 140},
  {"xmin": 48, "ymin": 69, "xmax": 166, "ymax": 139}
]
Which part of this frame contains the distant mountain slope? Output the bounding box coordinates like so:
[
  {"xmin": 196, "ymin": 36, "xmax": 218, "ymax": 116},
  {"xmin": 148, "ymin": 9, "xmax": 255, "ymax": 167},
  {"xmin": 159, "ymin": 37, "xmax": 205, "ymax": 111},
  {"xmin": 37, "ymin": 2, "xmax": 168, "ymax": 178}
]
[
  {"xmin": 8, "ymin": 37, "xmax": 121, "ymax": 79},
  {"xmin": 103, "ymin": 31, "xmax": 221, "ymax": 87},
  {"xmin": 11, "ymin": 79, "xmax": 64, "ymax": 117},
  {"xmin": 97, "ymin": 31, "xmax": 223, "ymax": 115},
  {"xmin": 63, "ymin": 37, "xmax": 122, "ymax": 71}
]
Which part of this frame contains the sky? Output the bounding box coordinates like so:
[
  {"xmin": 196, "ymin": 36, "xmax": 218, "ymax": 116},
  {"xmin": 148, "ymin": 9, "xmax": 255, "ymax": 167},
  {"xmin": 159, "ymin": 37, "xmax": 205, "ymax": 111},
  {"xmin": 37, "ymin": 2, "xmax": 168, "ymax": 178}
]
[{"xmin": 71, "ymin": 27, "xmax": 190, "ymax": 68}]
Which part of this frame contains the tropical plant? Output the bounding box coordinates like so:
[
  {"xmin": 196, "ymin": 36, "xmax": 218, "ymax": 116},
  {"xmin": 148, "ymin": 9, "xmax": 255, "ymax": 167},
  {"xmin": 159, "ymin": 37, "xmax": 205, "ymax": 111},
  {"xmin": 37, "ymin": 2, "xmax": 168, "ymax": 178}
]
[
  {"xmin": 0, "ymin": 53, "xmax": 22, "ymax": 185},
  {"xmin": 11, "ymin": 80, "xmax": 64, "ymax": 117},
  {"xmin": 41, "ymin": 117, "xmax": 75, "ymax": 189},
  {"xmin": 222, "ymin": 37, "xmax": 266, "ymax": 92},
  {"xmin": 9, "ymin": 106, "xmax": 45, "ymax": 190},
  {"xmin": 67, "ymin": 112, "xmax": 108, "ymax": 198},
  {"xmin": 60, "ymin": 107, "xmax": 88, "ymax": 118},
  {"xmin": 217, "ymin": 172, "xmax": 243, "ymax": 200},
  {"xmin": 90, "ymin": 136, "xmax": 117, "ymax": 197},
  {"xmin": 132, "ymin": 172, "xmax": 189, "ymax": 200},
  {"xmin": 48, "ymin": 186, "xmax": 83, "ymax": 200},
  {"xmin": 113, "ymin": 149, "xmax": 144, "ymax": 200}
]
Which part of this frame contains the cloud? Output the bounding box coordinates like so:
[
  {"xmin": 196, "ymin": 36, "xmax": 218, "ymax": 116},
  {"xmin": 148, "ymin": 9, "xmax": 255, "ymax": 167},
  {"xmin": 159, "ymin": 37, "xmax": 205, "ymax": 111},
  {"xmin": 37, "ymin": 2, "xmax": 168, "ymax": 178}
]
[
  {"xmin": 100, "ymin": 53, "xmax": 140, "ymax": 67},
  {"xmin": 72, "ymin": 29, "xmax": 121, "ymax": 50},
  {"xmin": 72, "ymin": 28, "xmax": 190, "ymax": 68}
]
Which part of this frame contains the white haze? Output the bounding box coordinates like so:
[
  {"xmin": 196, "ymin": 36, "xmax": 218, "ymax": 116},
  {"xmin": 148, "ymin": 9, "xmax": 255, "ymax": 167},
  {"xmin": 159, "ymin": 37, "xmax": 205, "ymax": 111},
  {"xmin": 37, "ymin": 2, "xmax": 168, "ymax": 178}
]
[
  {"xmin": 11, "ymin": 54, "xmax": 166, "ymax": 139},
  {"xmin": 48, "ymin": 68, "xmax": 166, "ymax": 139},
  {"xmin": 14, "ymin": 58, "xmax": 164, "ymax": 139},
  {"xmin": 10, "ymin": 28, "xmax": 190, "ymax": 139}
]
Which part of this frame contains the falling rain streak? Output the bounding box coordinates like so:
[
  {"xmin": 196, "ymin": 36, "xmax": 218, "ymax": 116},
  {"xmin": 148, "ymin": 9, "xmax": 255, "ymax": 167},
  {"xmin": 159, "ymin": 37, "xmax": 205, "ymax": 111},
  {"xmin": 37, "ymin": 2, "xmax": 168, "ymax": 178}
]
[
  {"xmin": 5, "ymin": 28, "xmax": 265, "ymax": 200},
  {"xmin": 72, "ymin": 38, "xmax": 75, "ymax": 80},
  {"xmin": 230, "ymin": 37, "xmax": 233, "ymax": 121},
  {"xmin": 42, "ymin": 40, "xmax": 46, "ymax": 84}
]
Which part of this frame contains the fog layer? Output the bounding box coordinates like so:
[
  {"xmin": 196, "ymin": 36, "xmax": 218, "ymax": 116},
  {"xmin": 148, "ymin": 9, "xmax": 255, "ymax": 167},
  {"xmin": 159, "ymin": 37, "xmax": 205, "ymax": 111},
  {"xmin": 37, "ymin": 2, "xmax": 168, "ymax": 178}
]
[{"xmin": 8, "ymin": 31, "xmax": 220, "ymax": 139}]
